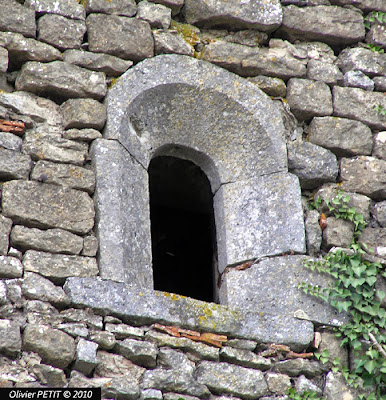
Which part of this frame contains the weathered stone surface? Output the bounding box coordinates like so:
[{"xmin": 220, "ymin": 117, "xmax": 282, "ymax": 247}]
[
  {"xmin": 287, "ymin": 141, "xmax": 338, "ymax": 189},
  {"xmin": 0, "ymin": 319, "xmax": 21, "ymax": 358},
  {"xmin": 2, "ymin": 181, "xmax": 94, "ymax": 234},
  {"xmin": 140, "ymin": 389, "xmax": 163, "ymax": 400},
  {"xmin": 74, "ymin": 339, "xmax": 98, "ymax": 375},
  {"xmin": 105, "ymin": 324, "xmax": 142, "ymax": 340},
  {"xmin": 64, "ymin": 277, "xmax": 315, "ymax": 351},
  {"xmin": 0, "ymin": 47, "xmax": 8, "ymax": 72},
  {"xmin": 343, "ymin": 70, "xmax": 374, "ymax": 91},
  {"xmin": 305, "ymin": 209, "xmax": 322, "ymax": 256},
  {"xmin": 323, "ymin": 371, "xmax": 357, "ymax": 400},
  {"xmin": 220, "ymin": 347, "xmax": 272, "ymax": 370},
  {"xmin": 287, "ymin": 78, "xmax": 333, "ymax": 120},
  {"xmin": 31, "ymin": 363, "xmax": 67, "ymax": 388},
  {"xmin": 322, "ymin": 217, "xmax": 354, "ymax": 249},
  {"xmin": 25, "ymin": 0, "xmax": 86, "ymax": 20},
  {"xmin": 359, "ymin": 227, "xmax": 386, "ymax": 258},
  {"xmin": 25, "ymin": 299, "xmax": 61, "ymax": 326},
  {"xmin": 137, "ymin": 1, "xmax": 171, "ymax": 29},
  {"xmin": 367, "ymin": 23, "xmax": 386, "ymax": 49},
  {"xmin": 374, "ymin": 76, "xmax": 386, "ymax": 92},
  {"xmin": 31, "ymin": 160, "xmax": 95, "ymax": 194},
  {"xmin": 22, "ymin": 272, "xmax": 70, "ymax": 308},
  {"xmin": 226, "ymin": 339, "xmax": 257, "ymax": 351},
  {"xmin": 0, "ymin": 280, "xmax": 8, "ymax": 305},
  {"xmin": 201, "ymin": 40, "xmax": 307, "ymax": 79},
  {"xmin": 215, "ymin": 172, "xmax": 305, "ymax": 270},
  {"xmin": 84, "ymin": 0, "xmax": 137, "ymax": 16},
  {"xmin": 196, "ymin": 361, "xmax": 268, "ymax": 398},
  {"xmin": 87, "ymin": 14, "xmax": 154, "ymax": 61},
  {"xmin": 275, "ymin": 359, "xmax": 323, "ymax": 378},
  {"xmin": 296, "ymin": 375, "xmax": 323, "ymax": 396},
  {"xmin": 63, "ymin": 128, "xmax": 102, "ymax": 142},
  {"xmin": 331, "ymin": 0, "xmax": 386, "ymax": 12},
  {"xmin": 153, "ymin": 31, "xmax": 194, "ymax": 56},
  {"xmin": 295, "ymin": 41, "xmax": 336, "ymax": 64},
  {"xmin": 11, "ymin": 225, "xmax": 83, "ymax": 255},
  {"xmin": 37, "ymin": 14, "xmax": 86, "ymax": 51},
  {"xmin": 157, "ymin": 348, "xmax": 195, "ymax": 372},
  {"xmin": 63, "ymin": 49, "xmax": 133, "ymax": 77},
  {"xmin": 23, "ymin": 250, "xmax": 98, "ymax": 283},
  {"xmin": 0, "ymin": 131, "xmax": 22, "ymax": 152},
  {"xmin": 224, "ymin": 30, "xmax": 269, "ymax": 47},
  {"xmin": 340, "ymin": 156, "xmax": 386, "ymax": 200},
  {"xmin": 148, "ymin": 0, "xmax": 183, "ymax": 16},
  {"xmin": 23, "ymin": 132, "xmax": 88, "ymax": 165},
  {"xmin": 279, "ymin": 5, "xmax": 365, "ymax": 45},
  {"xmin": 0, "ymin": 215, "xmax": 12, "ymax": 256},
  {"xmin": 318, "ymin": 332, "xmax": 349, "ymax": 369},
  {"xmin": 220, "ymin": 255, "xmax": 346, "ymax": 326},
  {"xmin": 372, "ymin": 201, "xmax": 386, "ymax": 227},
  {"xmin": 184, "ymin": 0, "xmax": 282, "ymax": 31},
  {"xmin": 308, "ymin": 116, "xmax": 373, "ymax": 157},
  {"xmin": 60, "ymin": 308, "xmax": 103, "ymax": 330},
  {"xmin": 266, "ymin": 373, "xmax": 291, "ymax": 395},
  {"xmin": 247, "ymin": 75, "xmax": 286, "ymax": 97},
  {"xmin": 307, "ymin": 59, "xmax": 343, "ymax": 86},
  {"xmin": 336, "ymin": 47, "xmax": 386, "ymax": 77},
  {"xmin": 142, "ymin": 369, "xmax": 210, "ymax": 398},
  {"xmin": 0, "ymin": 148, "xmax": 31, "ymax": 180},
  {"xmin": 60, "ymin": 98, "xmax": 106, "ymax": 130},
  {"xmin": 0, "ymin": 0, "xmax": 36, "ymax": 38},
  {"xmin": 23, "ymin": 325, "xmax": 76, "ymax": 368},
  {"xmin": 88, "ymin": 331, "xmax": 116, "ymax": 350},
  {"xmin": 82, "ymin": 235, "xmax": 98, "ymax": 257},
  {"xmin": 56, "ymin": 322, "xmax": 88, "ymax": 338},
  {"xmin": 116, "ymin": 339, "xmax": 158, "ymax": 368},
  {"xmin": 373, "ymin": 131, "xmax": 386, "ymax": 160},
  {"xmin": 0, "ymin": 256, "xmax": 23, "ymax": 279},
  {"xmin": 15, "ymin": 61, "xmax": 106, "ymax": 100}
]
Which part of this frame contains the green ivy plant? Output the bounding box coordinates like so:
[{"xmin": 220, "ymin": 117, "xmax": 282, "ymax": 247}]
[
  {"xmin": 287, "ymin": 388, "xmax": 325, "ymax": 400},
  {"xmin": 375, "ymin": 105, "xmax": 386, "ymax": 117},
  {"xmin": 304, "ymin": 191, "xmax": 386, "ymax": 399},
  {"xmin": 364, "ymin": 12, "xmax": 386, "ymax": 29}
]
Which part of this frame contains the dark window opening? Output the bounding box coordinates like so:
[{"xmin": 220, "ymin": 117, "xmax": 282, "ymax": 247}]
[{"xmin": 149, "ymin": 156, "xmax": 217, "ymax": 302}]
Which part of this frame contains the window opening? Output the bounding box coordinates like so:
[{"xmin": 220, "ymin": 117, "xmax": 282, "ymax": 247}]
[{"xmin": 149, "ymin": 156, "xmax": 217, "ymax": 302}]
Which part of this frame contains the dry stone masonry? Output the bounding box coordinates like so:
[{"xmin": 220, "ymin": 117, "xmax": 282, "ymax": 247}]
[{"xmin": 0, "ymin": 0, "xmax": 385, "ymax": 399}]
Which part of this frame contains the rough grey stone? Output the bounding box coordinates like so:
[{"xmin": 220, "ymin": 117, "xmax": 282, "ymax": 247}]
[
  {"xmin": 287, "ymin": 78, "xmax": 333, "ymax": 121},
  {"xmin": 4, "ymin": 278, "xmax": 22, "ymax": 307},
  {"xmin": 142, "ymin": 369, "xmax": 210, "ymax": 398},
  {"xmin": 74, "ymin": 339, "xmax": 98, "ymax": 375},
  {"xmin": 219, "ymin": 255, "xmax": 346, "ymax": 327},
  {"xmin": 15, "ymin": 61, "xmax": 106, "ymax": 100},
  {"xmin": 305, "ymin": 209, "xmax": 322, "ymax": 256},
  {"xmin": 140, "ymin": 389, "xmax": 163, "ymax": 400},
  {"xmin": 163, "ymin": 394, "xmax": 199, "ymax": 400},
  {"xmin": 201, "ymin": 40, "xmax": 307, "ymax": 79},
  {"xmin": 318, "ymin": 332, "xmax": 349, "ymax": 369},
  {"xmin": 0, "ymin": 148, "xmax": 31, "ymax": 180},
  {"xmin": 63, "ymin": 128, "xmax": 102, "ymax": 142},
  {"xmin": 0, "ymin": 256, "xmax": 23, "ymax": 279},
  {"xmin": 247, "ymin": 75, "xmax": 286, "ymax": 97},
  {"xmin": 23, "ymin": 325, "xmax": 76, "ymax": 369},
  {"xmin": 137, "ymin": 1, "xmax": 171, "ymax": 29},
  {"xmin": 22, "ymin": 272, "xmax": 70, "ymax": 308},
  {"xmin": 226, "ymin": 339, "xmax": 257, "ymax": 351},
  {"xmin": 63, "ymin": 49, "xmax": 133, "ymax": 77},
  {"xmin": 23, "ymin": 131, "xmax": 88, "ymax": 165},
  {"xmin": 220, "ymin": 347, "xmax": 272, "ymax": 370},
  {"xmin": 0, "ymin": 215, "xmax": 12, "ymax": 256},
  {"xmin": 367, "ymin": 23, "xmax": 386, "ymax": 50},
  {"xmin": 31, "ymin": 364, "xmax": 67, "ymax": 388},
  {"xmin": 279, "ymin": 5, "xmax": 365, "ymax": 45},
  {"xmin": 82, "ymin": 235, "xmax": 98, "ymax": 257},
  {"xmin": 266, "ymin": 373, "xmax": 291, "ymax": 395},
  {"xmin": 2, "ymin": 180, "xmax": 95, "ymax": 234},
  {"xmin": 116, "ymin": 339, "xmax": 158, "ymax": 368},
  {"xmin": 23, "ymin": 250, "xmax": 98, "ymax": 283},
  {"xmin": 25, "ymin": 0, "xmax": 86, "ymax": 20},
  {"xmin": 184, "ymin": 0, "xmax": 282, "ymax": 31},
  {"xmin": 287, "ymin": 141, "xmax": 338, "ymax": 189},
  {"xmin": 88, "ymin": 331, "xmax": 116, "ymax": 350},
  {"xmin": 0, "ymin": 47, "xmax": 8, "ymax": 72},
  {"xmin": 60, "ymin": 308, "xmax": 103, "ymax": 330},
  {"xmin": 359, "ymin": 227, "xmax": 386, "ymax": 258},
  {"xmin": 343, "ymin": 70, "xmax": 375, "ymax": 91},
  {"xmin": 340, "ymin": 156, "xmax": 386, "ymax": 200},
  {"xmin": 0, "ymin": 280, "xmax": 8, "ymax": 305},
  {"xmin": 87, "ymin": 14, "xmax": 154, "ymax": 62},
  {"xmin": 37, "ymin": 14, "xmax": 86, "ymax": 50},
  {"xmin": 322, "ymin": 217, "xmax": 354, "ymax": 250},
  {"xmin": 31, "ymin": 160, "xmax": 96, "ymax": 194},
  {"xmin": 157, "ymin": 348, "xmax": 195, "ymax": 372},
  {"xmin": 215, "ymin": 172, "xmax": 305, "ymax": 270},
  {"xmin": 308, "ymin": 116, "xmax": 373, "ymax": 157},
  {"xmin": 0, "ymin": 319, "xmax": 21, "ymax": 358},
  {"xmin": 295, "ymin": 41, "xmax": 337, "ymax": 64},
  {"xmin": 196, "ymin": 361, "xmax": 268, "ymax": 399},
  {"xmin": 0, "ymin": 0, "xmax": 36, "ymax": 38},
  {"xmin": 295, "ymin": 375, "xmax": 323, "ymax": 396},
  {"xmin": 11, "ymin": 225, "xmax": 83, "ymax": 255},
  {"xmin": 147, "ymin": 0, "xmax": 183, "ymax": 15},
  {"xmin": 25, "ymin": 299, "xmax": 61, "ymax": 326},
  {"xmin": 56, "ymin": 322, "xmax": 88, "ymax": 338},
  {"xmin": 64, "ymin": 277, "xmax": 315, "ymax": 351},
  {"xmin": 60, "ymin": 98, "xmax": 106, "ymax": 130},
  {"xmin": 372, "ymin": 201, "xmax": 386, "ymax": 227},
  {"xmin": 336, "ymin": 47, "xmax": 386, "ymax": 77},
  {"xmin": 224, "ymin": 29, "xmax": 269, "ymax": 47},
  {"xmin": 373, "ymin": 131, "xmax": 386, "ymax": 160},
  {"xmin": 0, "ymin": 131, "xmax": 22, "ymax": 152},
  {"xmin": 153, "ymin": 31, "xmax": 194, "ymax": 56},
  {"xmin": 307, "ymin": 60, "xmax": 343, "ymax": 86},
  {"xmin": 374, "ymin": 76, "xmax": 386, "ymax": 92},
  {"xmin": 91, "ymin": 139, "xmax": 153, "ymax": 287},
  {"xmin": 84, "ymin": 0, "xmax": 137, "ymax": 16},
  {"xmin": 323, "ymin": 371, "xmax": 357, "ymax": 400},
  {"xmin": 275, "ymin": 359, "xmax": 323, "ymax": 378}
]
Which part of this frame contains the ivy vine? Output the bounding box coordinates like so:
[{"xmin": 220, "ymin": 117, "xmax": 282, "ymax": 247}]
[{"xmin": 303, "ymin": 191, "xmax": 386, "ymax": 399}]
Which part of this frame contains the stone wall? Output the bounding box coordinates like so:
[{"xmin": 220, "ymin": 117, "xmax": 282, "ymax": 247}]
[{"xmin": 0, "ymin": 0, "xmax": 385, "ymax": 399}]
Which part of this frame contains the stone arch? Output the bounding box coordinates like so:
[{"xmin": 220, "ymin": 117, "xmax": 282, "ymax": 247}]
[{"xmin": 91, "ymin": 54, "xmax": 306, "ymax": 297}]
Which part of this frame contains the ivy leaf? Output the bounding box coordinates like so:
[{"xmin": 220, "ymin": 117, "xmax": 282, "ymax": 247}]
[{"xmin": 364, "ymin": 359, "xmax": 377, "ymax": 374}]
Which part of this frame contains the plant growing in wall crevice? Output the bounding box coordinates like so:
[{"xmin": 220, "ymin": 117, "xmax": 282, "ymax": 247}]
[{"xmin": 303, "ymin": 192, "xmax": 386, "ymax": 399}]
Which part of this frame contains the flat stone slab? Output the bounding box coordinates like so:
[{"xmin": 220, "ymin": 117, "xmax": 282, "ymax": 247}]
[
  {"xmin": 64, "ymin": 277, "xmax": 314, "ymax": 351},
  {"xmin": 24, "ymin": 0, "xmax": 86, "ymax": 20},
  {"xmin": 0, "ymin": 0, "xmax": 36, "ymax": 38}
]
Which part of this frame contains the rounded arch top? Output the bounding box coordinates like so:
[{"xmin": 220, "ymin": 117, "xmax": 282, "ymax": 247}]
[{"xmin": 104, "ymin": 54, "xmax": 288, "ymax": 190}]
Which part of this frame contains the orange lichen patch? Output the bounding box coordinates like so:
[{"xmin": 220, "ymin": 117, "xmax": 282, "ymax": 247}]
[{"xmin": 0, "ymin": 119, "xmax": 25, "ymax": 135}]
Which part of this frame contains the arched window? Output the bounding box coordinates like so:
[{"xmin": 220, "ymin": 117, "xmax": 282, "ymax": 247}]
[{"xmin": 149, "ymin": 156, "xmax": 217, "ymax": 302}]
